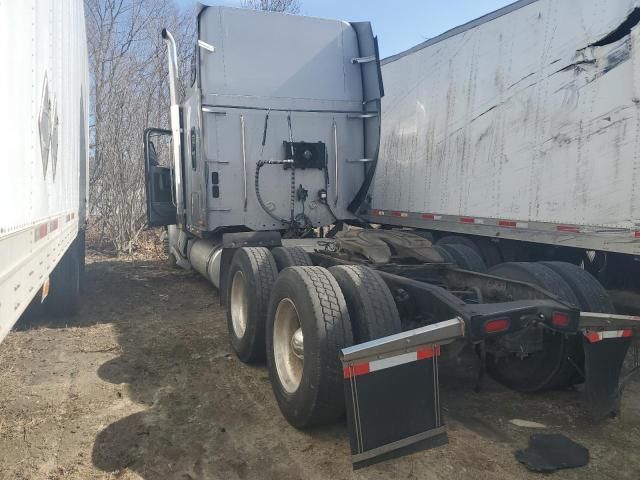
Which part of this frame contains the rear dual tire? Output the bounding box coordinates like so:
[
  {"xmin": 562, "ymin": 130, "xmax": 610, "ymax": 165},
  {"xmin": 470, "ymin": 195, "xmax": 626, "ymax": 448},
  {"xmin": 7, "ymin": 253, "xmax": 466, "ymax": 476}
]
[
  {"xmin": 265, "ymin": 265, "xmax": 402, "ymax": 428},
  {"xmin": 436, "ymin": 235, "xmax": 502, "ymax": 267},
  {"xmin": 329, "ymin": 265, "xmax": 401, "ymax": 343},
  {"xmin": 271, "ymin": 246, "xmax": 312, "ymax": 271},
  {"xmin": 266, "ymin": 267, "xmax": 354, "ymax": 428},
  {"xmin": 227, "ymin": 250, "xmax": 401, "ymax": 428},
  {"xmin": 226, "ymin": 247, "xmax": 278, "ymax": 363},
  {"xmin": 434, "ymin": 243, "xmax": 488, "ymax": 273},
  {"xmin": 485, "ymin": 262, "xmax": 614, "ymax": 392}
]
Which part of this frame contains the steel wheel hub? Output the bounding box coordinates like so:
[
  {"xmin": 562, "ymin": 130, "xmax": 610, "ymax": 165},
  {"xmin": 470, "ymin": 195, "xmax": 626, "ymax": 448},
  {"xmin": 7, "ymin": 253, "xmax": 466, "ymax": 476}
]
[
  {"xmin": 230, "ymin": 270, "xmax": 248, "ymax": 339},
  {"xmin": 273, "ymin": 298, "xmax": 304, "ymax": 394}
]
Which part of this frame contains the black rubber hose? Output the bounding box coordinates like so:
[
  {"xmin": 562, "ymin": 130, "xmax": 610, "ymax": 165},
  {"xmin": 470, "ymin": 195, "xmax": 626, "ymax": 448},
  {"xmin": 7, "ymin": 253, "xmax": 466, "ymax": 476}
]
[{"xmin": 254, "ymin": 160, "xmax": 292, "ymax": 225}]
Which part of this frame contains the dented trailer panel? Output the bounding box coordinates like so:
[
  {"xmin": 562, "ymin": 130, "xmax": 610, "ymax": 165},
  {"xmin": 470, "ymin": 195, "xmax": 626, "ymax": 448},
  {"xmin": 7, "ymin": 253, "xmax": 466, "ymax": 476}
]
[
  {"xmin": 0, "ymin": 1, "xmax": 89, "ymax": 342},
  {"xmin": 188, "ymin": 6, "xmax": 382, "ymax": 233},
  {"xmin": 368, "ymin": 0, "xmax": 640, "ymax": 254}
]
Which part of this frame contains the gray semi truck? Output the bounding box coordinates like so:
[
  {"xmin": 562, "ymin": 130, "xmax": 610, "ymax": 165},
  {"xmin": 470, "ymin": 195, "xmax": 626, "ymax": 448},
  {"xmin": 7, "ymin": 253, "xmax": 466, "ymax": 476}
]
[{"xmin": 144, "ymin": 3, "xmax": 640, "ymax": 467}]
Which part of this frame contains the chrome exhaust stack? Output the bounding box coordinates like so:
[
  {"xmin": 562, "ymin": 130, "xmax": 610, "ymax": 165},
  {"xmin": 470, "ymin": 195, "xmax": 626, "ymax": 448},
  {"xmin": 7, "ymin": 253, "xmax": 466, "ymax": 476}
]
[{"xmin": 161, "ymin": 29, "xmax": 185, "ymax": 219}]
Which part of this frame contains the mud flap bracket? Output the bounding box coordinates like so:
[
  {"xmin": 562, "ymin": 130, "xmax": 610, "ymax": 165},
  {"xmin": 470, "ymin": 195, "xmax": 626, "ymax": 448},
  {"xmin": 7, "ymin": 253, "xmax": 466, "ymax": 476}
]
[{"xmin": 341, "ymin": 318, "xmax": 464, "ymax": 468}]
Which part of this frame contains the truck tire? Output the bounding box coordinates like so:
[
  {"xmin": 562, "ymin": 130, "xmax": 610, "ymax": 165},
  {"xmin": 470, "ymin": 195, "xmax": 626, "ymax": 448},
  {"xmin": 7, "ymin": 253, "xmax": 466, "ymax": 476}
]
[
  {"xmin": 440, "ymin": 244, "xmax": 488, "ymax": 273},
  {"xmin": 226, "ymin": 247, "xmax": 278, "ymax": 363},
  {"xmin": 539, "ymin": 262, "xmax": 614, "ymax": 313},
  {"xmin": 485, "ymin": 262, "xmax": 582, "ymax": 391},
  {"xmin": 271, "ymin": 246, "xmax": 312, "ymax": 271},
  {"xmin": 436, "ymin": 235, "xmax": 482, "ymax": 257},
  {"xmin": 266, "ymin": 266, "xmax": 353, "ymax": 428},
  {"xmin": 432, "ymin": 245, "xmax": 455, "ymax": 263},
  {"xmin": 412, "ymin": 230, "xmax": 435, "ymax": 243},
  {"xmin": 329, "ymin": 265, "xmax": 402, "ymax": 343},
  {"xmin": 474, "ymin": 238, "xmax": 503, "ymax": 267},
  {"xmin": 47, "ymin": 244, "xmax": 81, "ymax": 317}
]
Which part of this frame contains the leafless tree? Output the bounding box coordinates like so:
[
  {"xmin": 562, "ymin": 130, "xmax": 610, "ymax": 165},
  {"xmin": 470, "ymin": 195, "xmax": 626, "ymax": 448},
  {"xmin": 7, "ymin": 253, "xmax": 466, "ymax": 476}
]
[
  {"xmin": 240, "ymin": 0, "xmax": 301, "ymax": 14},
  {"xmin": 85, "ymin": 0, "xmax": 193, "ymax": 254}
]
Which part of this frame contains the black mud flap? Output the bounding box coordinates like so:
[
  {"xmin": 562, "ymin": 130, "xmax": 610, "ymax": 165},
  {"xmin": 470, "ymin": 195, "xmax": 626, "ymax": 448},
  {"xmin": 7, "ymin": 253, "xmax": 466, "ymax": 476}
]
[
  {"xmin": 342, "ymin": 345, "xmax": 447, "ymax": 469},
  {"xmin": 583, "ymin": 335, "xmax": 632, "ymax": 420}
]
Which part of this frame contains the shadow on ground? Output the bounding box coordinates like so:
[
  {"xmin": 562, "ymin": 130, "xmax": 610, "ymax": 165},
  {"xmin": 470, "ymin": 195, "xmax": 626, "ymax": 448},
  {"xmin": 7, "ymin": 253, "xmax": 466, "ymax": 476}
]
[
  {"xmin": 82, "ymin": 259, "xmax": 350, "ymax": 479},
  {"xmin": 16, "ymin": 257, "xmax": 635, "ymax": 480}
]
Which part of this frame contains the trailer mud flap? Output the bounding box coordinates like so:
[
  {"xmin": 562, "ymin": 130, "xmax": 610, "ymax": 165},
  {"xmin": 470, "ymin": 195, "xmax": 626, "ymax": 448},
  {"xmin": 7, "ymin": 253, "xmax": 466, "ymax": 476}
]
[
  {"xmin": 583, "ymin": 335, "xmax": 632, "ymax": 420},
  {"xmin": 340, "ymin": 318, "xmax": 464, "ymax": 468}
]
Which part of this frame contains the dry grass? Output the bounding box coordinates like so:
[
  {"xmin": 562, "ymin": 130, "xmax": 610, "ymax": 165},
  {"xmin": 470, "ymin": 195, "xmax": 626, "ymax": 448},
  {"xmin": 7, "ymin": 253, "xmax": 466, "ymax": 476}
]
[{"xmin": 85, "ymin": 217, "xmax": 166, "ymax": 262}]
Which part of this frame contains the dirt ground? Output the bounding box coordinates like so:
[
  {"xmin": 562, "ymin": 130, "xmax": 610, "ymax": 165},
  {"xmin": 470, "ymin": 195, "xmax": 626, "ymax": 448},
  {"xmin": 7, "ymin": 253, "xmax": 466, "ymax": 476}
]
[{"xmin": 1, "ymin": 256, "xmax": 639, "ymax": 480}]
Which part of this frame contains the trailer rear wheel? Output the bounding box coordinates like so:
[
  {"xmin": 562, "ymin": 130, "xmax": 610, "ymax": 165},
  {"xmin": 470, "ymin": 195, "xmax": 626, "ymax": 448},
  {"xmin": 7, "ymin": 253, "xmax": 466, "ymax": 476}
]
[
  {"xmin": 329, "ymin": 265, "xmax": 401, "ymax": 343},
  {"xmin": 226, "ymin": 247, "xmax": 278, "ymax": 363},
  {"xmin": 475, "ymin": 238, "xmax": 503, "ymax": 267},
  {"xmin": 485, "ymin": 262, "xmax": 582, "ymax": 391},
  {"xmin": 440, "ymin": 244, "xmax": 488, "ymax": 273},
  {"xmin": 540, "ymin": 262, "xmax": 614, "ymax": 313},
  {"xmin": 436, "ymin": 235, "xmax": 482, "ymax": 256},
  {"xmin": 271, "ymin": 246, "xmax": 312, "ymax": 271},
  {"xmin": 47, "ymin": 244, "xmax": 81, "ymax": 317},
  {"xmin": 433, "ymin": 245, "xmax": 455, "ymax": 263},
  {"xmin": 266, "ymin": 266, "xmax": 353, "ymax": 428}
]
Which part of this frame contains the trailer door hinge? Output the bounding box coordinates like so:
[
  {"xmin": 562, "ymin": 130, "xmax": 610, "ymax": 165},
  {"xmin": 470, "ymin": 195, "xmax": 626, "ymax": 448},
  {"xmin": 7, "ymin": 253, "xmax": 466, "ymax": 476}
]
[
  {"xmin": 347, "ymin": 158, "xmax": 375, "ymax": 163},
  {"xmin": 351, "ymin": 55, "xmax": 376, "ymax": 64}
]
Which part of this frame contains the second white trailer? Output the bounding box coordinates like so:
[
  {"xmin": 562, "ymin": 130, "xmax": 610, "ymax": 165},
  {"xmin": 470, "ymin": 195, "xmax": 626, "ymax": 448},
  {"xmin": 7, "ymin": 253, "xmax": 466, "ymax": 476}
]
[
  {"xmin": 367, "ymin": 0, "xmax": 640, "ymax": 257},
  {"xmin": 0, "ymin": 0, "xmax": 89, "ymax": 342}
]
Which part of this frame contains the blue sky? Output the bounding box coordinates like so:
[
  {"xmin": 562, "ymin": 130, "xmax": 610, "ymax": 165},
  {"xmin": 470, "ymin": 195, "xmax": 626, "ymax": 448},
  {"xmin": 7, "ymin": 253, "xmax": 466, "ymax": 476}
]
[{"xmin": 178, "ymin": 1, "xmax": 516, "ymax": 58}]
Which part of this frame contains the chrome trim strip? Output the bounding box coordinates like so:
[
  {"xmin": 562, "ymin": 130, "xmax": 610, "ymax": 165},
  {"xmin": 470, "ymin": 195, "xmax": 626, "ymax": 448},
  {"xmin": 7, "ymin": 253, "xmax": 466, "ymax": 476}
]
[
  {"xmin": 240, "ymin": 115, "xmax": 248, "ymax": 211},
  {"xmin": 579, "ymin": 312, "xmax": 640, "ymax": 330},
  {"xmin": 341, "ymin": 318, "xmax": 465, "ymax": 363}
]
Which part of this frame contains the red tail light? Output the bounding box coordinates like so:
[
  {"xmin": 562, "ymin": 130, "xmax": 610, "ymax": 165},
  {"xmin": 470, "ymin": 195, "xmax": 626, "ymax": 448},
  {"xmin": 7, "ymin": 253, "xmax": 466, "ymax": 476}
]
[
  {"xmin": 484, "ymin": 318, "xmax": 510, "ymax": 334},
  {"xmin": 552, "ymin": 312, "xmax": 570, "ymax": 327}
]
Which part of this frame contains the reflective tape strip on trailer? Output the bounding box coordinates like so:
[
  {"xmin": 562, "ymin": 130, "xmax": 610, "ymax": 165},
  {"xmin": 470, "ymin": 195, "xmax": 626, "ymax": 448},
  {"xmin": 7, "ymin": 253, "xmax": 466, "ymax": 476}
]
[
  {"xmin": 584, "ymin": 329, "xmax": 633, "ymax": 343},
  {"xmin": 365, "ymin": 209, "xmax": 640, "ymax": 238},
  {"xmin": 33, "ymin": 211, "xmax": 78, "ymax": 242}
]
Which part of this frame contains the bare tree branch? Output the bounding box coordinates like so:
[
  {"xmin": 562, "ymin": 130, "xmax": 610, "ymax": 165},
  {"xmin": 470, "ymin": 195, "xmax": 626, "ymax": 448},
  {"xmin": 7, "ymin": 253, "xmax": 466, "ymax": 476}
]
[
  {"xmin": 240, "ymin": 0, "xmax": 301, "ymax": 14},
  {"xmin": 85, "ymin": 0, "xmax": 195, "ymax": 254}
]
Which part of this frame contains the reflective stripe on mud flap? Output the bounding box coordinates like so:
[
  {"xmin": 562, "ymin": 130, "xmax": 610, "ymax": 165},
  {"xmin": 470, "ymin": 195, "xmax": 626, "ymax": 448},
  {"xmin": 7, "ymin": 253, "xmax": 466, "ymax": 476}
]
[{"xmin": 343, "ymin": 346, "xmax": 441, "ymax": 379}]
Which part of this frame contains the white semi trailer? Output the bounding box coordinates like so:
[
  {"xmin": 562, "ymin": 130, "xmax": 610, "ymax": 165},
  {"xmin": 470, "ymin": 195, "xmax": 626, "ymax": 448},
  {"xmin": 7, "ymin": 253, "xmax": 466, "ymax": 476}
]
[
  {"xmin": 0, "ymin": 0, "xmax": 89, "ymax": 342},
  {"xmin": 366, "ymin": 0, "xmax": 640, "ymax": 287},
  {"xmin": 148, "ymin": 3, "xmax": 640, "ymax": 468}
]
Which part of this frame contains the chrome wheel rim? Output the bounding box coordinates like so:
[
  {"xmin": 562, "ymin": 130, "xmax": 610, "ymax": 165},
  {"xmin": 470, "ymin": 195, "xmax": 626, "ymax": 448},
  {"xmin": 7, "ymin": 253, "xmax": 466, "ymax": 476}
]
[
  {"xmin": 230, "ymin": 271, "xmax": 248, "ymax": 339},
  {"xmin": 273, "ymin": 298, "xmax": 304, "ymax": 394}
]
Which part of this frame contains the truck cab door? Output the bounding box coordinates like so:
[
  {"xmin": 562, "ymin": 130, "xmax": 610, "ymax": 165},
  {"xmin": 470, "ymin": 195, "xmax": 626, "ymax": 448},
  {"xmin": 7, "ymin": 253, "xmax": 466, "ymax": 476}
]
[{"xmin": 144, "ymin": 128, "xmax": 175, "ymax": 227}]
